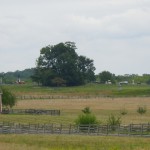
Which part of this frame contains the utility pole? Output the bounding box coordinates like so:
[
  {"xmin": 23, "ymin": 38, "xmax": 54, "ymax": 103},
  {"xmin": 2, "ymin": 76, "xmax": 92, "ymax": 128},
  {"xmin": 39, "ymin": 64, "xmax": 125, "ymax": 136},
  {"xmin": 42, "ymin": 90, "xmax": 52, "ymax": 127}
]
[{"xmin": 0, "ymin": 92, "xmax": 2, "ymax": 113}]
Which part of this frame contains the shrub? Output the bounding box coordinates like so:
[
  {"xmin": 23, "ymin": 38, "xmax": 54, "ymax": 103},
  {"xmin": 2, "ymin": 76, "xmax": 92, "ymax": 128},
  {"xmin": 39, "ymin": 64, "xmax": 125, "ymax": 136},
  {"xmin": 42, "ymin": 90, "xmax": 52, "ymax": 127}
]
[
  {"xmin": 75, "ymin": 114, "xmax": 97, "ymax": 125},
  {"xmin": 107, "ymin": 114, "xmax": 121, "ymax": 129},
  {"xmin": 1, "ymin": 87, "xmax": 17, "ymax": 109},
  {"xmin": 120, "ymin": 108, "xmax": 128, "ymax": 115},
  {"xmin": 75, "ymin": 107, "xmax": 97, "ymax": 125},
  {"xmin": 137, "ymin": 106, "xmax": 147, "ymax": 115},
  {"xmin": 82, "ymin": 107, "xmax": 91, "ymax": 114}
]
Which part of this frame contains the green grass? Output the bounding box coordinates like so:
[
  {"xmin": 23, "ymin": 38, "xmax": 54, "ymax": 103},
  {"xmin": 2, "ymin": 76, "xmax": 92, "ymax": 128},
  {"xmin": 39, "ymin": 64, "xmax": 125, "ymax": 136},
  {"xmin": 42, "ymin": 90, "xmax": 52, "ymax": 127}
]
[
  {"xmin": 113, "ymin": 86, "xmax": 150, "ymax": 97},
  {"xmin": 0, "ymin": 134, "xmax": 150, "ymax": 150},
  {"xmin": 2, "ymin": 83, "xmax": 150, "ymax": 97},
  {"xmin": 0, "ymin": 114, "xmax": 75, "ymax": 124}
]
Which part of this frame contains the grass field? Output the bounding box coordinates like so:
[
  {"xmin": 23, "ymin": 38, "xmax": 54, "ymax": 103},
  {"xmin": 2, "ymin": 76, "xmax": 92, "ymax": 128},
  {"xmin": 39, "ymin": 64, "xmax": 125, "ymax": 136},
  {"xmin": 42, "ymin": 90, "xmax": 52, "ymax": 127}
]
[
  {"xmin": 1, "ymin": 84, "xmax": 150, "ymax": 149},
  {"xmin": 2, "ymin": 83, "xmax": 150, "ymax": 97},
  {"xmin": 0, "ymin": 97, "xmax": 150, "ymax": 124},
  {"xmin": 0, "ymin": 134, "xmax": 150, "ymax": 150}
]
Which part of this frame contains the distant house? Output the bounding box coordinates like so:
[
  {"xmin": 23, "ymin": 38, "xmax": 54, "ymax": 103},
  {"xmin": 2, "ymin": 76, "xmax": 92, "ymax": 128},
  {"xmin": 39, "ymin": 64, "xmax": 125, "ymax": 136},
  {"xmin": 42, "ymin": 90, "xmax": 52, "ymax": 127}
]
[
  {"xmin": 15, "ymin": 76, "xmax": 25, "ymax": 84},
  {"xmin": 119, "ymin": 81, "xmax": 128, "ymax": 85},
  {"xmin": 105, "ymin": 80, "xmax": 112, "ymax": 84}
]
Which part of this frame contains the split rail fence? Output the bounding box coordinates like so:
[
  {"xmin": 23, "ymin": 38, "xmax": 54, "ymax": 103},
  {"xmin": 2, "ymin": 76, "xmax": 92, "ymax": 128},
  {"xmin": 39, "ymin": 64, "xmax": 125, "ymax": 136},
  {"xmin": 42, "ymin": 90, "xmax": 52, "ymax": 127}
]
[
  {"xmin": 0, "ymin": 122, "xmax": 150, "ymax": 137},
  {"xmin": 2, "ymin": 109, "xmax": 60, "ymax": 115},
  {"xmin": 16, "ymin": 95, "xmax": 110, "ymax": 100}
]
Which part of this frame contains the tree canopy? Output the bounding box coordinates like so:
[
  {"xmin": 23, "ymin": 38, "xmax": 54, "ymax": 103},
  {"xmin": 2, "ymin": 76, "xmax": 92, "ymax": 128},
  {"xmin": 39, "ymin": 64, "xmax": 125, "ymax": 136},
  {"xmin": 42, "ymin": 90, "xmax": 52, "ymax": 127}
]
[
  {"xmin": 32, "ymin": 42, "xmax": 95, "ymax": 86},
  {"xmin": 1, "ymin": 88, "xmax": 17, "ymax": 109},
  {"xmin": 99, "ymin": 71, "xmax": 115, "ymax": 83}
]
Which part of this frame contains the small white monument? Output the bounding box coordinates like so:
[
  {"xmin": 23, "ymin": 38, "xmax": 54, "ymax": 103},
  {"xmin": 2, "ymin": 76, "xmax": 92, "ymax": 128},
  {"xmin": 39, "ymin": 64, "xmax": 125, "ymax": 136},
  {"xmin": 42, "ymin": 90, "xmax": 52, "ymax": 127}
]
[{"xmin": 132, "ymin": 80, "xmax": 135, "ymax": 85}]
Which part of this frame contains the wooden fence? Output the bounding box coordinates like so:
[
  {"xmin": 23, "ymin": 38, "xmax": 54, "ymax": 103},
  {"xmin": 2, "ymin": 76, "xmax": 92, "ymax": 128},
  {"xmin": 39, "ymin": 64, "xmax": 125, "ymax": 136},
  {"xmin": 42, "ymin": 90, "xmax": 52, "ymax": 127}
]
[
  {"xmin": 0, "ymin": 122, "xmax": 150, "ymax": 136},
  {"xmin": 16, "ymin": 95, "xmax": 108, "ymax": 100},
  {"xmin": 2, "ymin": 109, "xmax": 60, "ymax": 115}
]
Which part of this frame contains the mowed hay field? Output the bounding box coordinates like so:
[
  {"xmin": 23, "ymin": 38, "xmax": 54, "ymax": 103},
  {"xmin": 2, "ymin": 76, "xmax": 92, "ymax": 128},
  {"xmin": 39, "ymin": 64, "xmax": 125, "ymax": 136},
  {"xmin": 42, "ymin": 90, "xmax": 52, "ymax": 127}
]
[{"xmin": 1, "ymin": 97, "xmax": 150, "ymax": 124}]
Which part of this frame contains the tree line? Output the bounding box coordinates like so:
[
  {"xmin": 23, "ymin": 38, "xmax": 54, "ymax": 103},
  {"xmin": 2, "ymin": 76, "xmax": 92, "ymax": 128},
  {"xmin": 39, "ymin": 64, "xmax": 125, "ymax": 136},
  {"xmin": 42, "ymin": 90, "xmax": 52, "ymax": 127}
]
[
  {"xmin": 1, "ymin": 41, "xmax": 150, "ymax": 86},
  {"xmin": 31, "ymin": 41, "xmax": 150, "ymax": 86},
  {"xmin": 0, "ymin": 68, "xmax": 34, "ymax": 84}
]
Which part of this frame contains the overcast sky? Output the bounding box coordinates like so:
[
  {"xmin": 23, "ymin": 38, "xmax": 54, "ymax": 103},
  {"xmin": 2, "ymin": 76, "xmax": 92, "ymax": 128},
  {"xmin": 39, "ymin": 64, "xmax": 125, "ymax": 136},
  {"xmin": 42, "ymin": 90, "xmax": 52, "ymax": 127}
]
[{"xmin": 0, "ymin": 0, "xmax": 150, "ymax": 75}]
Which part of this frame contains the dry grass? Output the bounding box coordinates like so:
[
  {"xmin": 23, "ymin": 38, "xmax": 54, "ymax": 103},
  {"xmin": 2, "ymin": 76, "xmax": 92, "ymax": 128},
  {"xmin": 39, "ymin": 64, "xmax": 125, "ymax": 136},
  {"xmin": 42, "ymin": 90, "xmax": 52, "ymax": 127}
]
[
  {"xmin": 15, "ymin": 97, "xmax": 150, "ymax": 110},
  {"xmin": 10, "ymin": 97, "xmax": 150, "ymax": 124}
]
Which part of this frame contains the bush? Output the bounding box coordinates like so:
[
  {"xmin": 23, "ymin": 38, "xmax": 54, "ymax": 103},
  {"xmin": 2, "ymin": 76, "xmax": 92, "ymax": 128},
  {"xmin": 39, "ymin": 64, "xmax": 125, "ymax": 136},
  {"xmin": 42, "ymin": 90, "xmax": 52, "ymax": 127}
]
[
  {"xmin": 120, "ymin": 108, "xmax": 128, "ymax": 115},
  {"xmin": 75, "ymin": 107, "xmax": 97, "ymax": 125},
  {"xmin": 82, "ymin": 107, "xmax": 91, "ymax": 114},
  {"xmin": 137, "ymin": 106, "xmax": 147, "ymax": 115},
  {"xmin": 1, "ymin": 87, "xmax": 17, "ymax": 109},
  {"xmin": 107, "ymin": 114, "xmax": 121, "ymax": 126},
  {"xmin": 75, "ymin": 114, "xmax": 97, "ymax": 125}
]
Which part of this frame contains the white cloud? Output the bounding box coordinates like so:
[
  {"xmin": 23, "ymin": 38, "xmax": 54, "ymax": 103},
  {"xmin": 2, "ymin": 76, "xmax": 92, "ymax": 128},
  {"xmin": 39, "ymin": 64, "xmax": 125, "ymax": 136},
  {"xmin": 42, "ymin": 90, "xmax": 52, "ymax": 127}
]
[{"xmin": 0, "ymin": 0, "xmax": 150, "ymax": 75}]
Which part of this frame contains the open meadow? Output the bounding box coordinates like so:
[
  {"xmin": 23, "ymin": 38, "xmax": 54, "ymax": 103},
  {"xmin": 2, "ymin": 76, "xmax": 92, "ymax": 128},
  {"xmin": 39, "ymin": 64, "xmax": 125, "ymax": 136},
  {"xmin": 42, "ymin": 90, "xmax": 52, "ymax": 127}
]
[
  {"xmin": 1, "ymin": 84, "xmax": 150, "ymax": 149},
  {"xmin": 1, "ymin": 97, "xmax": 150, "ymax": 124}
]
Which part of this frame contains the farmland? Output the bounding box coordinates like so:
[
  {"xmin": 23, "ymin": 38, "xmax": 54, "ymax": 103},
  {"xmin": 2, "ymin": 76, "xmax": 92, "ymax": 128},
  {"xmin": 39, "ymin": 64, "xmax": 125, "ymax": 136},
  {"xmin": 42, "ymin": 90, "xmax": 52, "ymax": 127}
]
[{"xmin": 0, "ymin": 83, "xmax": 150, "ymax": 149}]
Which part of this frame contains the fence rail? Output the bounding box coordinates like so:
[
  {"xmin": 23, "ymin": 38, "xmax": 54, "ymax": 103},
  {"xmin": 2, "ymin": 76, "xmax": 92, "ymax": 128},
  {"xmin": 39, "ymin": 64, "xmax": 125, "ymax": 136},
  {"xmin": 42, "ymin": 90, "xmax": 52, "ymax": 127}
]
[
  {"xmin": 0, "ymin": 122, "xmax": 150, "ymax": 136},
  {"xmin": 16, "ymin": 95, "xmax": 110, "ymax": 100},
  {"xmin": 2, "ymin": 109, "xmax": 60, "ymax": 115}
]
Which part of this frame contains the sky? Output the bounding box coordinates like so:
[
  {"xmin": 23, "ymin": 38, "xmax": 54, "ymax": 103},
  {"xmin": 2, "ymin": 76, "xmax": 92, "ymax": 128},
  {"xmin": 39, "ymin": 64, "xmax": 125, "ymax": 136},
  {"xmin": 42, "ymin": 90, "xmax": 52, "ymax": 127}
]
[{"xmin": 0, "ymin": 0, "xmax": 150, "ymax": 75}]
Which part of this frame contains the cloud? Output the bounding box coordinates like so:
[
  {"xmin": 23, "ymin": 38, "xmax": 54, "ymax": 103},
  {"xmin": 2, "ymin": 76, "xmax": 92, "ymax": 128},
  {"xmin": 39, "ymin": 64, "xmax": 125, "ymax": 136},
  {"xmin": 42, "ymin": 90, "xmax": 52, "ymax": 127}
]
[
  {"xmin": 68, "ymin": 8, "xmax": 150, "ymax": 39},
  {"xmin": 0, "ymin": 0, "xmax": 150, "ymax": 75}
]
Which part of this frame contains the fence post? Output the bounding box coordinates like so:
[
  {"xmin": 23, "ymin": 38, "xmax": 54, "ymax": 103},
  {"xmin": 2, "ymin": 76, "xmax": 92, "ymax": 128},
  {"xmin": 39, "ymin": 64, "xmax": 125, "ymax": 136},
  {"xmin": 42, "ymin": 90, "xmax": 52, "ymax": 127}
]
[
  {"xmin": 148, "ymin": 123, "xmax": 150, "ymax": 134},
  {"xmin": 88, "ymin": 124, "xmax": 90, "ymax": 134},
  {"xmin": 141, "ymin": 124, "xmax": 143, "ymax": 136},
  {"xmin": 97, "ymin": 125, "xmax": 100, "ymax": 135},
  {"xmin": 77, "ymin": 125, "xmax": 80, "ymax": 133},
  {"xmin": 0, "ymin": 92, "xmax": 2, "ymax": 113},
  {"xmin": 118, "ymin": 125, "xmax": 120, "ymax": 136},
  {"xmin": 60, "ymin": 124, "xmax": 62, "ymax": 134},
  {"xmin": 51, "ymin": 124, "xmax": 54, "ymax": 134},
  {"xmin": 69, "ymin": 124, "xmax": 71, "ymax": 134},
  {"xmin": 44, "ymin": 124, "xmax": 46, "ymax": 133},
  {"xmin": 106, "ymin": 124, "xmax": 109, "ymax": 135},
  {"xmin": 129, "ymin": 124, "xmax": 132, "ymax": 136}
]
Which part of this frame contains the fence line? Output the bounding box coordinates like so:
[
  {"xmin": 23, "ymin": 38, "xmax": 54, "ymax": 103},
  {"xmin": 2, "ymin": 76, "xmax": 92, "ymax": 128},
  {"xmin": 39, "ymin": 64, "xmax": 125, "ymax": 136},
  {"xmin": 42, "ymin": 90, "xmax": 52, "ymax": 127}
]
[
  {"xmin": 2, "ymin": 109, "xmax": 60, "ymax": 115},
  {"xmin": 0, "ymin": 122, "xmax": 150, "ymax": 136},
  {"xmin": 16, "ymin": 95, "xmax": 112, "ymax": 100}
]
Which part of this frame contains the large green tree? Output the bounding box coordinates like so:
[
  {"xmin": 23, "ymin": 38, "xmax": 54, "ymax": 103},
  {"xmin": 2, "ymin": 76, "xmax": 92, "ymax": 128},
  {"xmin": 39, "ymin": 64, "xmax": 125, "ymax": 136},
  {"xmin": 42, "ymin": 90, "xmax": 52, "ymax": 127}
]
[
  {"xmin": 32, "ymin": 42, "xmax": 95, "ymax": 86},
  {"xmin": 99, "ymin": 71, "xmax": 115, "ymax": 84}
]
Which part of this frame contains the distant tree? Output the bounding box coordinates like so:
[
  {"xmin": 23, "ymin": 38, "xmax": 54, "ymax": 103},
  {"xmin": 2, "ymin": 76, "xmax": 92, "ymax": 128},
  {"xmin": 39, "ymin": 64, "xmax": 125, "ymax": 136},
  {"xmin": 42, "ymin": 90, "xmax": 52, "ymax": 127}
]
[
  {"xmin": 99, "ymin": 71, "xmax": 115, "ymax": 83},
  {"xmin": 32, "ymin": 42, "xmax": 95, "ymax": 86},
  {"xmin": 0, "ymin": 68, "xmax": 34, "ymax": 84},
  {"xmin": 146, "ymin": 79, "xmax": 150, "ymax": 85},
  {"xmin": 1, "ymin": 88, "xmax": 17, "ymax": 109}
]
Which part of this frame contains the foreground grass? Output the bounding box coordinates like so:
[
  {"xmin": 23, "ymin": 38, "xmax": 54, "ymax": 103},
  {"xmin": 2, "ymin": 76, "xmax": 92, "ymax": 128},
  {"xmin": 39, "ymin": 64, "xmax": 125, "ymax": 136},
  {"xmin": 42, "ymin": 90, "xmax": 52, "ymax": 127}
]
[{"xmin": 0, "ymin": 134, "xmax": 150, "ymax": 150}]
